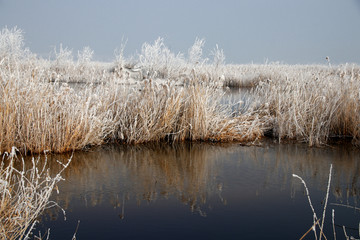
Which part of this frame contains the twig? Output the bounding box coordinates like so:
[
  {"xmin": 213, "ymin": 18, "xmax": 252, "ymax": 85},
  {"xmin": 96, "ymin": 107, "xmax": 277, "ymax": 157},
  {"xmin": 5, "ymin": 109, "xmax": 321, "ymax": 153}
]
[
  {"xmin": 343, "ymin": 226, "xmax": 349, "ymax": 240},
  {"xmin": 330, "ymin": 203, "xmax": 360, "ymax": 211},
  {"xmin": 292, "ymin": 174, "xmax": 319, "ymax": 222},
  {"xmin": 332, "ymin": 209, "xmax": 336, "ymax": 240},
  {"xmin": 300, "ymin": 219, "xmax": 321, "ymax": 240},
  {"xmin": 72, "ymin": 220, "xmax": 81, "ymax": 240},
  {"xmin": 320, "ymin": 164, "xmax": 332, "ymax": 240}
]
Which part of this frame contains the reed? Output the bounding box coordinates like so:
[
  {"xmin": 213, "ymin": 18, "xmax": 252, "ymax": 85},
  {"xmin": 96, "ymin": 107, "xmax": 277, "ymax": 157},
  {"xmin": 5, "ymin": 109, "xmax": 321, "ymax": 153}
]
[
  {"xmin": 294, "ymin": 164, "xmax": 360, "ymax": 240},
  {"xmin": 0, "ymin": 61, "xmax": 263, "ymax": 154},
  {"xmin": 0, "ymin": 63, "xmax": 264, "ymax": 154},
  {"xmin": 254, "ymin": 64, "xmax": 360, "ymax": 146},
  {"xmin": 0, "ymin": 147, "xmax": 71, "ymax": 239},
  {"xmin": 0, "ymin": 69, "xmax": 112, "ymax": 153},
  {"xmin": 109, "ymin": 79, "xmax": 264, "ymax": 144},
  {"xmin": 0, "ymin": 27, "xmax": 264, "ymax": 154},
  {"xmin": 1, "ymin": 26, "xmax": 360, "ymax": 153}
]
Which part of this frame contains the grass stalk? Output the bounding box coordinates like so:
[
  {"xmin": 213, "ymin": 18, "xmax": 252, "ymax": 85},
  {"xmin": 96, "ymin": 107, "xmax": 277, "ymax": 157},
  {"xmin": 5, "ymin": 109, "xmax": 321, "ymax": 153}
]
[
  {"xmin": 293, "ymin": 164, "xmax": 333, "ymax": 239},
  {"xmin": 0, "ymin": 147, "xmax": 71, "ymax": 239}
]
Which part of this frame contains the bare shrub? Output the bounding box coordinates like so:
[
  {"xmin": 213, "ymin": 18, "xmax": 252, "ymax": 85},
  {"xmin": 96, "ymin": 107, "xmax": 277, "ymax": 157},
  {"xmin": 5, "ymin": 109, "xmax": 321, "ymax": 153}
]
[
  {"xmin": 211, "ymin": 44, "xmax": 225, "ymax": 69},
  {"xmin": 0, "ymin": 27, "xmax": 33, "ymax": 66},
  {"xmin": 138, "ymin": 37, "xmax": 186, "ymax": 79},
  {"xmin": 188, "ymin": 38, "xmax": 207, "ymax": 66}
]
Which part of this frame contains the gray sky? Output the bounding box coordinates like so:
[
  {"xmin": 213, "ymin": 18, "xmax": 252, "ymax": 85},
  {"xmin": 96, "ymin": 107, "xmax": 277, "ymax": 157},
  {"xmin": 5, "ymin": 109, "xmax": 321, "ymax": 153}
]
[{"xmin": 1, "ymin": 0, "xmax": 360, "ymax": 64}]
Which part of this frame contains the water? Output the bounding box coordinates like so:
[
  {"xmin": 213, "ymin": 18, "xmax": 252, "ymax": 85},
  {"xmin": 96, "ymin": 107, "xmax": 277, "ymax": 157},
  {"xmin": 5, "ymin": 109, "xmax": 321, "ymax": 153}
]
[
  {"xmin": 34, "ymin": 141, "xmax": 360, "ymax": 239},
  {"xmin": 221, "ymin": 87, "xmax": 254, "ymax": 114}
]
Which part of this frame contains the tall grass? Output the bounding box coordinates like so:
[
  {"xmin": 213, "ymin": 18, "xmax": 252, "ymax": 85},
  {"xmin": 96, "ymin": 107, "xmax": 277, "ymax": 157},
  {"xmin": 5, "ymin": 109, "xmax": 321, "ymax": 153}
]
[
  {"xmin": 0, "ymin": 68, "xmax": 112, "ymax": 153},
  {"xmin": 111, "ymin": 80, "xmax": 263, "ymax": 144},
  {"xmin": 0, "ymin": 147, "xmax": 71, "ymax": 239},
  {"xmin": 1, "ymin": 26, "xmax": 360, "ymax": 154},
  {"xmin": 253, "ymin": 63, "xmax": 360, "ymax": 146},
  {"xmin": 0, "ymin": 27, "xmax": 265, "ymax": 154},
  {"xmin": 0, "ymin": 62, "xmax": 262, "ymax": 154}
]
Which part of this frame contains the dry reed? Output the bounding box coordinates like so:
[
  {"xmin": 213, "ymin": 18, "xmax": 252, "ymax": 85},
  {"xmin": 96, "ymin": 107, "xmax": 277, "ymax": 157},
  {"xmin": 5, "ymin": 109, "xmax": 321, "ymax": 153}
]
[
  {"xmin": 0, "ymin": 61, "xmax": 263, "ymax": 154},
  {"xmin": 254, "ymin": 63, "xmax": 360, "ymax": 146},
  {"xmin": 111, "ymin": 80, "xmax": 264, "ymax": 144},
  {"xmin": 293, "ymin": 164, "xmax": 332, "ymax": 239},
  {"xmin": 1, "ymin": 26, "xmax": 360, "ymax": 154},
  {"xmin": 0, "ymin": 147, "xmax": 71, "ymax": 239},
  {"xmin": 0, "ymin": 26, "xmax": 265, "ymax": 154},
  {"xmin": 294, "ymin": 164, "xmax": 360, "ymax": 240}
]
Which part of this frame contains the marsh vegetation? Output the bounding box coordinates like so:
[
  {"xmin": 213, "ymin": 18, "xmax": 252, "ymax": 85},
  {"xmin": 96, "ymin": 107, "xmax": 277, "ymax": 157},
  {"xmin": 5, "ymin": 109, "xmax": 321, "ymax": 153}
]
[
  {"xmin": 0, "ymin": 147, "xmax": 70, "ymax": 239},
  {"xmin": 1, "ymin": 26, "xmax": 360, "ymax": 238},
  {"xmin": 1, "ymin": 27, "xmax": 360, "ymax": 155}
]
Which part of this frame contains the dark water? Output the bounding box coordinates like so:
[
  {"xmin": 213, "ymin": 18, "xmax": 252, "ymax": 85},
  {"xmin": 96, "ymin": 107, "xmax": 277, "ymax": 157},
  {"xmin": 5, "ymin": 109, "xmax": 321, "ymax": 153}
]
[{"xmin": 36, "ymin": 142, "xmax": 360, "ymax": 239}]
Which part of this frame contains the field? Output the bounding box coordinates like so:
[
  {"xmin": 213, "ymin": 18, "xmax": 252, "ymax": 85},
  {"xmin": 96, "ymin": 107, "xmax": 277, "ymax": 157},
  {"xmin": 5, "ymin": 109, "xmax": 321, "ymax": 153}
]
[{"xmin": 1, "ymin": 27, "xmax": 360, "ymax": 238}]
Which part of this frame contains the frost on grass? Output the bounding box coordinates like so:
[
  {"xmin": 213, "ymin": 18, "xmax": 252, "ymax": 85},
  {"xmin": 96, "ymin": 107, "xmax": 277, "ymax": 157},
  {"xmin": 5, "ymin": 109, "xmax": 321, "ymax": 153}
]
[
  {"xmin": 0, "ymin": 147, "xmax": 71, "ymax": 239},
  {"xmin": 293, "ymin": 164, "xmax": 332, "ymax": 240},
  {"xmin": 1, "ymin": 26, "xmax": 360, "ymax": 154}
]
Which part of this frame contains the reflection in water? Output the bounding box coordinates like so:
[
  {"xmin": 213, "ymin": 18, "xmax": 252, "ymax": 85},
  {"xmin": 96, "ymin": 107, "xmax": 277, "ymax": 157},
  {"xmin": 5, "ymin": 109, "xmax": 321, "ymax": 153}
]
[
  {"xmin": 39, "ymin": 142, "xmax": 360, "ymax": 215},
  {"xmin": 34, "ymin": 142, "xmax": 360, "ymax": 238},
  {"xmin": 42, "ymin": 143, "xmax": 224, "ymax": 218}
]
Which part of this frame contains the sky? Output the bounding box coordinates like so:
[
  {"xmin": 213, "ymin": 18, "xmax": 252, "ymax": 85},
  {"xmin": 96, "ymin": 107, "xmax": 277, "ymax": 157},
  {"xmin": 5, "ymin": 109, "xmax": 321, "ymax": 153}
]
[{"xmin": 0, "ymin": 0, "xmax": 360, "ymax": 65}]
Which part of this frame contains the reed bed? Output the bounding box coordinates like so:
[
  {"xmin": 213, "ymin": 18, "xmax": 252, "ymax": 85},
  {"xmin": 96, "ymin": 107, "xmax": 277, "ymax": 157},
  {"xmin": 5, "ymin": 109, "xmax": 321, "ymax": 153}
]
[
  {"xmin": 0, "ymin": 64, "xmax": 264, "ymax": 154},
  {"xmin": 1, "ymin": 27, "xmax": 360, "ymax": 154},
  {"xmin": 253, "ymin": 63, "xmax": 360, "ymax": 146},
  {"xmin": 0, "ymin": 72, "xmax": 263, "ymax": 154},
  {"xmin": 0, "ymin": 68, "xmax": 112, "ymax": 153},
  {"xmin": 0, "ymin": 27, "xmax": 265, "ymax": 154},
  {"xmin": 0, "ymin": 147, "xmax": 71, "ymax": 239},
  {"xmin": 110, "ymin": 80, "xmax": 264, "ymax": 144}
]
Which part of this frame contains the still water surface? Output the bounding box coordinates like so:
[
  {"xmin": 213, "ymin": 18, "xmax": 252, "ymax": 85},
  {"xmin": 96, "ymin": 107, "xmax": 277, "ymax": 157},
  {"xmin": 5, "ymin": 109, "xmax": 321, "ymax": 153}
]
[{"xmin": 37, "ymin": 142, "xmax": 360, "ymax": 239}]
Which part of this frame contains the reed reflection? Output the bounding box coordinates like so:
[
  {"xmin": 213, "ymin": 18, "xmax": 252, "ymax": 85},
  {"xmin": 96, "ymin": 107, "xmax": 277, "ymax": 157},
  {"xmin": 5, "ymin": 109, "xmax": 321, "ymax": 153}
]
[
  {"xmin": 35, "ymin": 142, "xmax": 360, "ymax": 221},
  {"xmin": 42, "ymin": 143, "xmax": 224, "ymax": 216}
]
